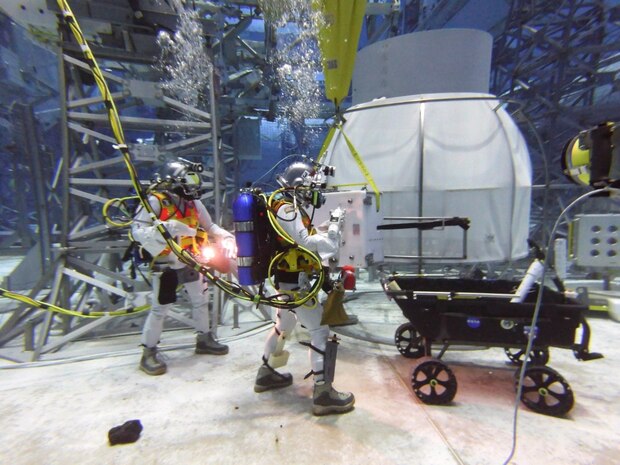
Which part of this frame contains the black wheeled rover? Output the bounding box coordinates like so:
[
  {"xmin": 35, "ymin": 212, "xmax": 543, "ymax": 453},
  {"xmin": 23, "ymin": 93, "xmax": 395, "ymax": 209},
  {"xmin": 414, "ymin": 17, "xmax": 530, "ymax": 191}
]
[{"xmin": 383, "ymin": 273, "xmax": 603, "ymax": 416}]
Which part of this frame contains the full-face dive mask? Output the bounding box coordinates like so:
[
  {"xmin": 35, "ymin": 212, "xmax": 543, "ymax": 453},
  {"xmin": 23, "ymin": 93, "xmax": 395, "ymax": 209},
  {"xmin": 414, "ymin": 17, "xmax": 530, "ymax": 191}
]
[
  {"xmin": 276, "ymin": 158, "xmax": 335, "ymax": 208},
  {"xmin": 151, "ymin": 158, "xmax": 205, "ymax": 200}
]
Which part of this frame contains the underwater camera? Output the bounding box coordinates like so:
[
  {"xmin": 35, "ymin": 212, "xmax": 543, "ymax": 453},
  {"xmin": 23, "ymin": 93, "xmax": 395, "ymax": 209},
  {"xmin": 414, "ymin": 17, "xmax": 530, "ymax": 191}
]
[{"xmin": 562, "ymin": 121, "xmax": 620, "ymax": 188}]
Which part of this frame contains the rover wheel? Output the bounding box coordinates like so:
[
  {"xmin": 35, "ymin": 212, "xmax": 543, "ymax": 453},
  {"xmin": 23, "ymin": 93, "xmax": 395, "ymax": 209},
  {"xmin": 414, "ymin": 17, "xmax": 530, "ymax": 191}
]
[
  {"xmin": 411, "ymin": 360, "xmax": 457, "ymax": 405},
  {"xmin": 517, "ymin": 365, "xmax": 574, "ymax": 416},
  {"xmin": 395, "ymin": 322, "xmax": 426, "ymax": 358}
]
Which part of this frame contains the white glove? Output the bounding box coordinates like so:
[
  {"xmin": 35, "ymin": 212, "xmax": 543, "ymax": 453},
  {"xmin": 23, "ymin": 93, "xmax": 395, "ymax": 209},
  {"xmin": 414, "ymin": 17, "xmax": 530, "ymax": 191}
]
[
  {"xmin": 162, "ymin": 220, "xmax": 197, "ymax": 238},
  {"xmin": 221, "ymin": 235, "xmax": 237, "ymax": 259},
  {"xmin": 327, "ymin": 207, "xmax": 345, "ymax": 240},
  {"xmin": 330, "ymin": 207, "xmax": 345, "ymax": 223},
  {"xmin": 327, "ymin": 223, "xmax": 339, "ymax": 240}
]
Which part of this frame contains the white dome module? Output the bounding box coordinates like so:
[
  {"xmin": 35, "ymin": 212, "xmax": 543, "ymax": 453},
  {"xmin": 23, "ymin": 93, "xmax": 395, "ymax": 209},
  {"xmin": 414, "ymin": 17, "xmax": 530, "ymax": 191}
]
[{"xmin": 323, "ymin": 92, "xmax": 532, "ymax": 263}]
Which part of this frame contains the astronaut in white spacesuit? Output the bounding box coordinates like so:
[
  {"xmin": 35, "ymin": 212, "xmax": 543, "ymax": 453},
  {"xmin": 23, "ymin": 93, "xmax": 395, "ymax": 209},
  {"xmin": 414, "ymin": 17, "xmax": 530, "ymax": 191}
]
[
  {"xmin": 131, "ymin": 158, "xmax": 236, "ymax": 376},
  {"xmin": 253, "ymin": 160, "xmax": 355, "ymax": 416}
]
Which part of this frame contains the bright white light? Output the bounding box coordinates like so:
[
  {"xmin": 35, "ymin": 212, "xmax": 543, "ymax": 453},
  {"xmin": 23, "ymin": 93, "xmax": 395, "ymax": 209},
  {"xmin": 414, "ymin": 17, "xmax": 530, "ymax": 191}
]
[{"xmin": 201, "ymin": 245, "xmax": 216, "ymax": 263}]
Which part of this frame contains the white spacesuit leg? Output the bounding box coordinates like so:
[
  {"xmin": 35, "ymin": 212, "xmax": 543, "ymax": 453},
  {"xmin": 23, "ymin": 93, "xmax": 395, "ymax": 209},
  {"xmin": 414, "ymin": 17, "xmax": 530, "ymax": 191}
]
[
  {"xmin": 254, "ymin": 294, "xmax": 298, "ymax": 392},
  {"xmin": 295, "ymin": 297, "xmax": 329, "ymax": 381},
  {"xmin": 141, "ymin": 271, "xmax": 173, "ymax": 348},
  {"xmin": 181, "ymin": 270, "xmax": 210, "ymax": 333},
  {"xmin": 262, "ymin": 307, "xmax": 297, "ymax": 360},
  {"xmin": 181, "ymin": 269, "xmax": 229, "ymax": 355},
  {"xmin": 295, "ymin": 284, "xmax": 355, "ymax": 416},
  {"xmin": 139, "ymin": 270, "xmax": 174, "ymax": 376}
]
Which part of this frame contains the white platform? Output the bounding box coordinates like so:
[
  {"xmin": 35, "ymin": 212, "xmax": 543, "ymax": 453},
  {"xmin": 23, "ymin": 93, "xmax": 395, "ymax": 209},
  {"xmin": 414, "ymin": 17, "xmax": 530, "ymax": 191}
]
[{"xmin": 1, "ymin": 278, "xmax": 619, "ymax": 465}]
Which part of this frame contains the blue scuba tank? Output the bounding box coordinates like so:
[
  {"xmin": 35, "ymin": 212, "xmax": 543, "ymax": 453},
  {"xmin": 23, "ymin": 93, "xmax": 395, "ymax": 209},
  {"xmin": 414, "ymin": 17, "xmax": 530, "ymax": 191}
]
[{"xmin": 232, "ymin": 190, "xmax": 258, "ymax": 285}]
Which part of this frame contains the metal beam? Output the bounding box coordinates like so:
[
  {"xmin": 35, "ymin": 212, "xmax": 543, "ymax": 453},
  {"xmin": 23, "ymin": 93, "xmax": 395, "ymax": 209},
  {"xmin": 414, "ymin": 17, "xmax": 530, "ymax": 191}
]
[
  {"xmin": 491, "ymin": 0, "xmax": 620, "ymax": 245},
  {"xmin": 67, "ymin": 112, "xmax": 212, "ymax": 132}
]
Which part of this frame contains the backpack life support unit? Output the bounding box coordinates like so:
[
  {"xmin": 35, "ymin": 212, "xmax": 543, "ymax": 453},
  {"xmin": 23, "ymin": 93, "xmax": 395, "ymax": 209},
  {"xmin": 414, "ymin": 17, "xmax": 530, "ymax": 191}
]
[{"xmin": 233, "ymin": 189, "xmax": 283, "ymax": 285}]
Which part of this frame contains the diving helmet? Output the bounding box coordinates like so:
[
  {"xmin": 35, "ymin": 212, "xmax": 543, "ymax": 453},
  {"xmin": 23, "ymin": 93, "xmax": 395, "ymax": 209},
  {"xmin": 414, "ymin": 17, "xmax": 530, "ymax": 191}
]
[
  {"xmin": 276, "ymin": 160, "xmax": 327, "ymax": 208},
  {"xmin": 152, "ymin": 158, "xmax": 204, "ymax": 199}
]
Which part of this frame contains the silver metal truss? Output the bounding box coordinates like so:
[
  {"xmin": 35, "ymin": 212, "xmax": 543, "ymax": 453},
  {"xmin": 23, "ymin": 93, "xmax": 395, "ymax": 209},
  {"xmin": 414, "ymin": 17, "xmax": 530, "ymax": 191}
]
[
  {"xmin": 0, "ymin": 1, "xmax": 274, "ymax": 362},
  {"xmin": 491, "ymin": 0, "xmax": 620, "ymax": 247}
]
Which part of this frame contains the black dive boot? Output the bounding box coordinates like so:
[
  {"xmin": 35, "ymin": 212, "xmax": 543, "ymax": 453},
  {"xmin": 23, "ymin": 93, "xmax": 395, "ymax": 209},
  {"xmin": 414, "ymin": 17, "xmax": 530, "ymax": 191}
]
[
  {"xmin": 195, "ymin": 332, "xmax": 229, "ymax": 355},
  {"xmin": 254, "ymin": 357, "xmax": 293, "ymax": 393},
  {"xmin": 312, "ymin": 381, "xmax": 355, "ymax": 416},
  {"xmin": 139, "ymin": 346, "xmax": 167, "ymax": 376}
]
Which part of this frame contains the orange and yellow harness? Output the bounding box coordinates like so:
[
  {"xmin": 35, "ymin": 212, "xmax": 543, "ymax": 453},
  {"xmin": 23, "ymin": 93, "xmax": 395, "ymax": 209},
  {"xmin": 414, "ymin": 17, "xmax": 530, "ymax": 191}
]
[
  {"xmin": 153, "ymin": 192, "xmax": 208, "ymax": 259},
  {"xmin": 272, "ymin": 199, "xmax": 320, "ymax": 274}
]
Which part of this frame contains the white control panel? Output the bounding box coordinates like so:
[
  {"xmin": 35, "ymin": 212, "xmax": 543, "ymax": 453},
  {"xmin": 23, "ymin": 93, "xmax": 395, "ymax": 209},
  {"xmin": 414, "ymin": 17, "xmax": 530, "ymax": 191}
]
[
  {"xmin": 571, "ymin": 213, "xmax": 620, "ymax": 267},
  {"xmin": 313, "ymin": 190, "xmax": 383, "ymax": 268}
]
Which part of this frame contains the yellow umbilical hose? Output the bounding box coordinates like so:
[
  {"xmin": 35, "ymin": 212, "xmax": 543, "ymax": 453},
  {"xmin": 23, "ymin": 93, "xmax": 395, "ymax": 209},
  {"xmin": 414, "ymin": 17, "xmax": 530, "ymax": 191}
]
[
  {"xmin": 264, "ymin": 189, "xmax": 325, "ymax": 307},
  {"xmin": 0, "ymin": 1, "xmax": 325, "ymax": 319},
  {"xmin": 102, "ymin": 196, "xmax": 139, "ymax": 228}
]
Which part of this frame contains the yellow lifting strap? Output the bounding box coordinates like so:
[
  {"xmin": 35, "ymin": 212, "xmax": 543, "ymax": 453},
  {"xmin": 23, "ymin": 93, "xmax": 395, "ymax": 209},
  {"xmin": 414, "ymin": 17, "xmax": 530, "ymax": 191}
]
[
  {"xmin": 317, "ymin": 125, "xmax": 336, "ymax": 164},
  {"xmin": 319, "ymin": 124, "xmax": 381, "ymax": 212}
]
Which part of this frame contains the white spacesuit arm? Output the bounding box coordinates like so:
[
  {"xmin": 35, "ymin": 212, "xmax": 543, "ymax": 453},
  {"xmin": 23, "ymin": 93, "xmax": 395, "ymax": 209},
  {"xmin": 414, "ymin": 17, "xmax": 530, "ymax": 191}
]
[
  {"xmin": 195, "ymin": 201, "xmax": 234, "ymax": 240},
  {"xmin": 195, "ymin": 201, "xmax": 236, "ymax": 258},
  {"xmin": 131, "ymin": 197, "xmax": 167, "ymax": 256},
  {"xmin": 277, "ymin": 204, "xmax": 339, "ymax": 258}
]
